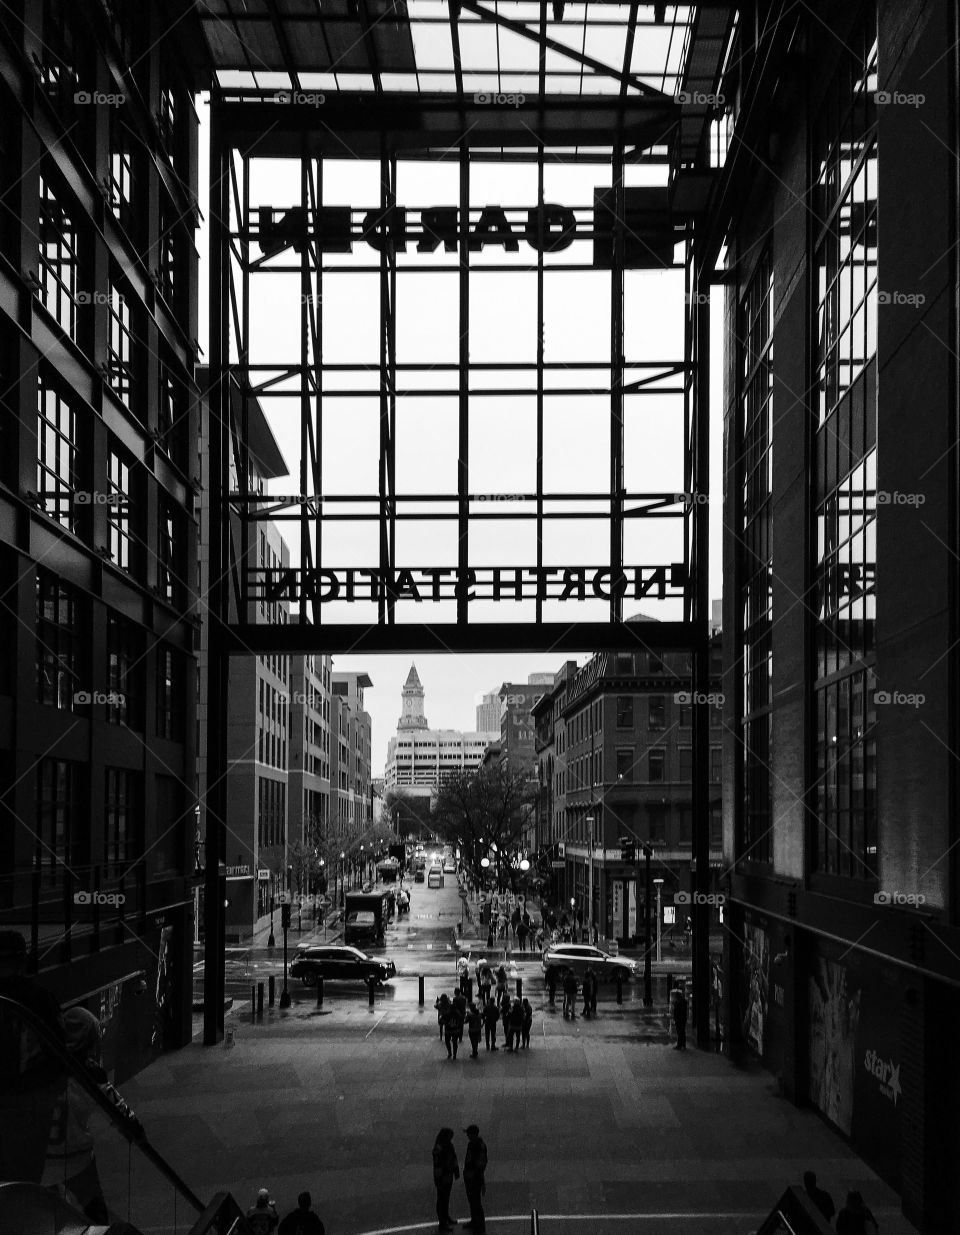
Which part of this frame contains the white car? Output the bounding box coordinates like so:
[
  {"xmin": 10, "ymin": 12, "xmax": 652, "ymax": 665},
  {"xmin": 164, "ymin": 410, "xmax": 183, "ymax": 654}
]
[{"xmin": 541, "ymin": 943, "xmax": 636, "ymax": 983}]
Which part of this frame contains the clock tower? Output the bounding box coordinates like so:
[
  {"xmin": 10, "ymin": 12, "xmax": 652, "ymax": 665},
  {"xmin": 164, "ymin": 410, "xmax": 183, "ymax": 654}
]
[{"xmin": 398, "ymin": 663, "xmax": 428, "ymax": 731}]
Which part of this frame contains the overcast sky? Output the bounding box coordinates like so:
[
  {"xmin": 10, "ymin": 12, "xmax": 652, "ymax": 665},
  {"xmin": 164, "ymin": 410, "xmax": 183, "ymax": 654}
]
[{"xmin": 197, "ymin": 103, "xmax": 723, "ymax": 776}]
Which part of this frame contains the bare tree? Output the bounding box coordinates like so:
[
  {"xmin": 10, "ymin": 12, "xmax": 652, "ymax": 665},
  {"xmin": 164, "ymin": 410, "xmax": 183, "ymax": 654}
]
[{"xmin": 431, "ymin": 763, "xmax": 536, "ymax": 890}]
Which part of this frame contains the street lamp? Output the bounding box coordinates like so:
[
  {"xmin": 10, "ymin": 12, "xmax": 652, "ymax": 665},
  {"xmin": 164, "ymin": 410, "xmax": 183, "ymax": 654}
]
[
  {"xmin": 653, "ymin": 878, "xmax": 664, "ymax": 964},
  {"xmin": 585, "ymin": 815, "xmax": 595, "ymax": 945},
  {"xmin": 339, "ymin": 851, "xmax": 346, "ymax": 907}
]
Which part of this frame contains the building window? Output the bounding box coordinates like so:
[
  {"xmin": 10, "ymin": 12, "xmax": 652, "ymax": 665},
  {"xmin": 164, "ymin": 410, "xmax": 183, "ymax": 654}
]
[
  {"xmin": 37, "ymin": 379, "xmax": 77, "ymax": 528},
  {"xmin": 154, "ymin": 775, "xmax": 184, "ymax": 874},
  {"xmin": 614, "ymin": 653, "xmax": 633, "ymax": 674},
  {"xmin": 158, "ymin": 194, "xmax": 178, "ymax": 309},
  {"xmin": 646, "ymin": 803, "xmax": 666, "ymax": 843},
  {"xmin": 36, "ymin": 757, "xmax": 77, "ymax": 884},
  {"xmin": 648, "ymin": 748, "xmax": 665, "ymax": 783},
  {"xmin": 616, "ymin": 696, "xmax": 633, "ymax": 728},
  {"xmin": 107, "ymin": 281, "xmax": 134, "ymax": 405},
  {"xmin": 739, "ymin": 247, "xmax": 774, "ymax": 865},
  {"xmin": 38, "ymin": 173, "xmax": 79, "ymax": 338},
  {"xmin": 158, "ymin": 499, "xmax": 184, "ymax": 605},
  {"xmin": 107, "ymin": 445, "xmax": 134, "ymax": 572},
  {"xmin": 105, "ymin": 767, "xmax": 134, "ymax": 870},
  {"xmin": 158, "ymin": 83, "xmax": 177, "ymax": 161},
  {"xmin": 679, "ymin": 747, "xmax": 692, "ymax": 782},
  {"xmin": 811, "ymin": 5, "xmax": 878, "ymax": 881},
  {"xmin": 679, "ymin": 705, "xmax": 691, "ymax": 728},
  {"xmin": 106, "ymin": 611, "xmax": 142, "ymax": 728},
  {"xmin": 615, "ymin": 749, "xmax": 633, "ymax": 783},
  {"xmin": 157, "ymin": 646, "xmax": 184, "ymax": 740},
  {"xmin": 109, "ymin": 104, "xmax": 136, "ymax": 239},
  {"xmin": 36, "ymin": 571, "xmax": 82, "ymax": 709},
  {"xmin": 39, "ymin": 0, "xmax": 83, "ymax": 109},
  {"xmin": 158, "ymin": 362, "xmax": 188, "ymax": 468},
  {"xmin": 648, "ymin": 696, "xmax": 665, "ymax": 730}
]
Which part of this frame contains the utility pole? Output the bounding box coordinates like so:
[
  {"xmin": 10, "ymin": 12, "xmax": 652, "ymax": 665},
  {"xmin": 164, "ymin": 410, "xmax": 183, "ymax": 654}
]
[{"xmin": 642, "ymin": 843, "xmax": 652, "ymax": 1006}]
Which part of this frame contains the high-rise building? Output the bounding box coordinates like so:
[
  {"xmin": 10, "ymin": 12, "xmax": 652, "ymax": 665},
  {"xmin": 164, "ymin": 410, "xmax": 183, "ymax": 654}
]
[
  {"xmin": 397, "ymin": 663, "xmax": 428, "ymax": 731},
  {"xmin": 475, "ymin": 691, "xmax": 500, "ymax": 734}
]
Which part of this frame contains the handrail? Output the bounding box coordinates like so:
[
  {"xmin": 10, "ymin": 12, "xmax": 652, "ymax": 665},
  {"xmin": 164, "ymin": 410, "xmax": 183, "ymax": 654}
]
[{"xmin": 0, "ymin": 992, "xmax": 205, "ymax": 1214}]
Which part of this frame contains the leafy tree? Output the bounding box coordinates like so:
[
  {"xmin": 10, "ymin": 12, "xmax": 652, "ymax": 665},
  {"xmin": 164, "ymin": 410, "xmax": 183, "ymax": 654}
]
[
  {"xmin": 431, "ymin": 763, "xmax": 536, "ymax": 890},
  {"xmin": 384, "ymin": 786, "xmax": 432, "ymax": 839}
]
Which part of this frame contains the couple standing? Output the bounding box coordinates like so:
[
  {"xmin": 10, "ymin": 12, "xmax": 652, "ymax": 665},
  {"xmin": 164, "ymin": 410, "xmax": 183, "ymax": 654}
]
[{"xmin": 432, "ymin": 1124, "xmax": 489, "ymax": 1233}]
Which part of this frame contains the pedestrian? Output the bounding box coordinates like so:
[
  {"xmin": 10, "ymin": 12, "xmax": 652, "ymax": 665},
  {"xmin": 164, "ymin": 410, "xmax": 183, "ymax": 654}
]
[
  {"xmin": 520, "ymin": 998, "xmax": 533, "ymax": 1048},
  {"xmin": 457, "ymin": 955, "xmax": 469, "ymax": 994},
  {"xmin": 673, "ymin": 986, "xmax": 688, "ymax": 1050},
  {"xmin": 453, "ymin": 987, "xmax": 468, "ymax": 1043},
  {"xmin": 495, "ymin": 964, "xmax": 507, "ymax": 1003},
  {"xmin": 507, "ymin": 998, "xmax": 523, "ymax": 1051},
  {"xmin": 562, "ymin": 970, "xmax": 577, "ymax": 1018},
  {"xmin": 546, "ymin": 968, "xmax": 557, "ymax": 1005},
  {"xmin": 511, "ymin": 905, "xmax": 521, "ymax": 940},
  {"xmin": 482, "ymin": 996, "xmax": 499, "ymax": 1051},
  {"xmin": 462, "ymin": 1124, "xmax": 488, "ymax": 1232},
  {"xmin": 246, "ymin": 1188, "xmax": 280, "ymax": 1235},
  {"xmin": 499, "ymin": 990, "xmax": 511, "ymax": 1044},
  {"xmin": 588, "ymin": 969, "xmax": 598, "ymax": 1018},
  {"xmin": 432, "ymin": 1127, "xmax": 460, "ymax": 1232},
  {"xmin": 278, "ymin": 1191, "xmax": 325, "ymax": 1235},
  {"xmin": 801, "ymin": 1171, "xmax": 835, "ymax": 1224},
  {"xmin": 435, "ymin": 993, "xmax": 450, "ymax": 1042},
  {"xmin": 582, "ymin": 968, "xmax": 596, "ymax": 1019},
  {"xmin": 517, "ymin": 920, "xmax": 528, "ymax": 952},
  {"xmin": 836, "ymin": 1190, "xmax": 879, "ymax": 1235},
  {"xmin": 466, "ymin": 1002, "xmax": 482, "ymax": 1059},
  {"xmin": 534, "ymin": 926, "xmax": 545, "ymax": 953},
  {"xmin": 479, "ymin": 965, "xmax": 493, "ymax": 1005},
  {"xmin": 445, "ymin": 998, "xmax": 463, "ymax": 1060}
]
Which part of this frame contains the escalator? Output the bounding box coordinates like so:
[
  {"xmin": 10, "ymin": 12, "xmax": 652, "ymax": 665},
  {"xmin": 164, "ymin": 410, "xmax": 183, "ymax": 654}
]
[{"xmin": 0, "ymin": 993, "xmax": 250, "ymax": 1235}]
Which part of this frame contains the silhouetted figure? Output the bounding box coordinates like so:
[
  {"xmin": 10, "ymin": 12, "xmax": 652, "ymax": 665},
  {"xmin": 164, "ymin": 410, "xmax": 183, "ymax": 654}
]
[
  {"xmin": 521, "ymin": 998, "xmax": 533, "ymax": 1048},
  {"xmin": 462, "ymin": 1124, "xmax": 488, "ymax": 1232},
  {"xmin": 562, "ymin": 970, "xmax": 577, "ymax": 1018},
  {"xmin": 673, "ymin": 987, "xmax": 688, "ymax": 1050},
  {"xmin": 466, "ymin": 1003, "xmax": 482, "ymax": 1059},
  {"xmin": 836, "ymin": 1190, "xmax": 879, "ymax": 1235},
  {"xmin": 278, "ymin": 1191, "xmax": 325, "ymax": 1235},
  {"xmin": 432, "ymin": 1127, "xmax": 459, "ymax": 1232},
  {"xmin": 802, "ymin": 1171, "xmax": 835, "ymax": 1223},
  {"xmin": 246, "ymin": 1188, "xmax": 280, "ymax": 1235}
]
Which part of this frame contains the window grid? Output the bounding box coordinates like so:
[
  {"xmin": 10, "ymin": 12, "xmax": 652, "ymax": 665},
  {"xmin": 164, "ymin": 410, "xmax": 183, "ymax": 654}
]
[
  {"xmin": 36, "ymin": 757, "xmax": 76, "ymax": 885},
  {"xmin": 107, "ymin": 283, "xmax": 134, "ymax": 405},
  {"xmin": 36, "ymin": 571, "xmax": 82, "ymax": 710},
  {"xmin": 105, "ymin": 767, "xmax": 133, "ymax": 870},
  {"xmin": 38, "ymin": 174, "xmax": 78, "ymax": 338},
  {"xmin": 37, "ymin": 380, "xmax": 77, "ymax": 529}
]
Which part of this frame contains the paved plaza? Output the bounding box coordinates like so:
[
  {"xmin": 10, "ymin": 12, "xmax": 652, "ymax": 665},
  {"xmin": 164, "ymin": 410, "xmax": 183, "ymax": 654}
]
[{"xmin": 124, "ymin": 882, "xmax": 916, "ymax": 1235}]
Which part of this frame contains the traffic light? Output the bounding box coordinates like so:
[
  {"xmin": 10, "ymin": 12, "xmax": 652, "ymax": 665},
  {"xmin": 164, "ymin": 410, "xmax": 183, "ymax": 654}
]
[
  {"xmin": 281, "ymin": 902, "xmax": 291, "ymax": 930},
  {"xmin": 620, "ymin": 838, "xmax": 636, "ymax": 863}
]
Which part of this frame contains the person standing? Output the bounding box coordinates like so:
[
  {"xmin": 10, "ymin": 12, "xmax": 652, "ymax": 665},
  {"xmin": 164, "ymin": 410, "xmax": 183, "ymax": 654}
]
[
  {"xmin": 582, "ymin": 968, "xmax": 596, "ymax": 1019},
  {"xmin": 507, "ymin": 998, "xmax": 523, "ymax": 1052},
  {"xmin": 479, "ymin": 965, "xmax": 493, "ymax": 1005},
  {"xmin": 836, "ymin": 1190, "xmax": 879, "ymax": 1235},
  {"xmin": 516, "ymin": 920, "xmax": 528, "ymax": 952},
  {"xmin": 432, "ymin": 1128, "xmax": 460, "ymax": 1233},
  {"xmin": 466, "ymin": 1003, "xmax": 483, "ymax": 1059},
  {"xmin": 462, "ymin": 1124, "xmax": 488, "ymax": 1232},
  {"xmin": 278, "ymin": 1192, "xmax": 325, "ymax": 1235},
  {"xmin": 562, "ymin": 970, "xmax": 577, "ymax": 1019},
  {"xmin": 673, "ymin": 986, "xmax": 688, "ymax": 1050},
  {"xmin": 445, "ymin": 998, "xmax": 463, "ymax": 1060},
  {"xmin": 520, "ymin": 998, "xmax": 533, "ymax": 1049},
  {"xmin": 801, "ymin": 1172, "xmax": 835, "ymax": 1224},
  {"xmin": 246, "ymin": 1189, "xmax": 280, "ymax": 1235},
  {"xmin": 495, "ymin": 964, "xmax": 507, "ymax": 1004},
  {"xmin": 482, "ymin": 997, "xmax": 499, "ymax": 1051},
  {"xmin": 435, "ymin": 993, "xmax": 450, "ymax": 1042}
]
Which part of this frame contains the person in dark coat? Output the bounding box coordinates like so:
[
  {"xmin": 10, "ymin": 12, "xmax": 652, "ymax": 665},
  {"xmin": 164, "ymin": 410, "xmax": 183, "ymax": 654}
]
[
  {"xmin": 673, "ymin": 986, "xmax": 688, "ymax": 1050},
  {"xmin": 462, "ymin": 1124, "xmax": 488, "ymax": 1232},
  {"xmin": 466, "ymin": 1003, "xmax": 483, "ymax": 1059},
  {"xmin": 802, "ymin": 1171, "xmax": 835, "ymax": 1223},
  {"xmin": 482, "ymin": 997, "xmax": 499, "ymax": 1051},
  {"xmin": 836, "ymin": 1189, "xmax": 879, "ymax": 1235},
  {"xmin": 516, "ymin": 920, "xmax": 528, "ymax": 952},
  {"xmin": 435, "ymin": 993, "xmax": 450, "ymax": 1042},
  {"xmin": 445, "ymin": 998, "xmax": 463, "ymax": 1060},
  {"xmin": 520, "ymin": 998, "xmax": 533, "ymax": 1048},
  {"xmin": 432, "ymin": 1128, "xmax": 459, "ymax": 1232},
  {"xmin": 507, "ymin": 998, "xmax": 523, "ymax": 1051},
  {"xmin": 479, "ymin": 965, "xmax": 493, "ymax": 1005},
  {"xmin": 562, "ymin": 970, "xmax": 577, "ymax": 1018},
  {"xmin": 499, "ymin": 989, "xmax": 511, "ymax": 1043},
  {"xmin": 278, "ymin": 1191, "xmax": 325, "ymax": 1235},
  {"xmin": 582, "ymin": 968, "xmax": 597, "ymax": 1019}
]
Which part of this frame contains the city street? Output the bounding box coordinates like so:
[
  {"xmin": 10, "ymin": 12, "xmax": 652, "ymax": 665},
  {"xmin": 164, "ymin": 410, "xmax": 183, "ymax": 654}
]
[{"xmin": 141, "ymin": 876, "xmax": 915, "ymax": 1235}]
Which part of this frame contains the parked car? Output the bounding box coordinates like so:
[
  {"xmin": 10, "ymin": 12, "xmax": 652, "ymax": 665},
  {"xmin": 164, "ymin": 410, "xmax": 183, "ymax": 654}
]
[
  {"xmin": 291, "ymin": 944, "xmax": 396, "ymax": 986},
  {"xmin": 541, "ymin": 943, "xmax": 636, "ymax": 983},
  {"xmin": 414, "ymin": 868, "xmax": 425, "ymax": 883},
  {"xmin": 427, "ymin": 867, "xmax": 444, "ymax": 888}
]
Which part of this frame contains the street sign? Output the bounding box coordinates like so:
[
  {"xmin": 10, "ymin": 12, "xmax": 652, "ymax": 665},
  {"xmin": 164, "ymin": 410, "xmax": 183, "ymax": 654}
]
[{"xmin": 317, "ymin": 895, "xmax": 333, "ymax": 908}]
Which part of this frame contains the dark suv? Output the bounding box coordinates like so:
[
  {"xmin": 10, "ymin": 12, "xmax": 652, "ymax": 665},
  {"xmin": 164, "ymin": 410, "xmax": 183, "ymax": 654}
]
[{"xmin": 290, "ymin": 945, "xmax": 396, "ymax": 986}]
